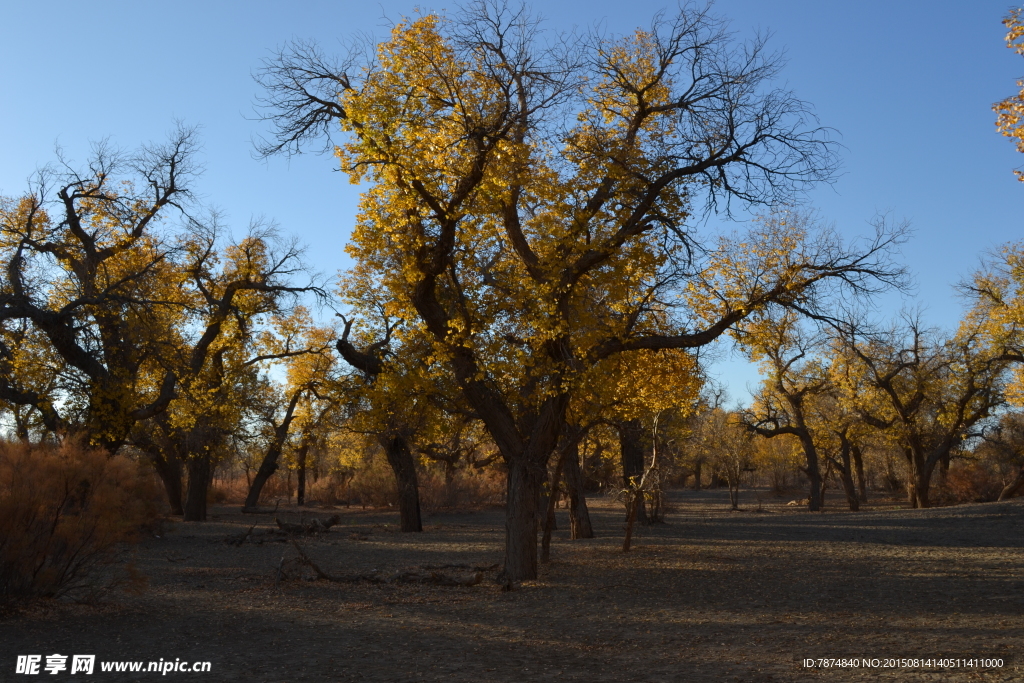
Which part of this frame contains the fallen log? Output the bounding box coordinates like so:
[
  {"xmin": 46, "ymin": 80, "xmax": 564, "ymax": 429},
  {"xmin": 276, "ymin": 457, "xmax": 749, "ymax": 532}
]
[
  {"xmin": 225, "ymin": 524, "xmax": 256, "ymax": 546},
  {"xmin": 289, "ymin": 541, "xmax": 484, "ymax": 587},
  {"xmin": 275, "ymin": 515, "xmax": 341, "ymax": 535},
  {"xmin": 386, "ymin": 569, "xmax": 482, "ymax": 587}
]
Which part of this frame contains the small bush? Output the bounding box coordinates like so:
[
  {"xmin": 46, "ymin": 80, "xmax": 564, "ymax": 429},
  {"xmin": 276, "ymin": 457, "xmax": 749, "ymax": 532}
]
[{"xmin": 0, "ymin": 440, "xmax": 161, "ymax": 602}]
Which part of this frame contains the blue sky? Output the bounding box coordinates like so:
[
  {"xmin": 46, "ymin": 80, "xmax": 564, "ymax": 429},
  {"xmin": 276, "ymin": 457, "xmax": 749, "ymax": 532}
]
[{"xmin": 2, "ymin": 0, "xmax": 1021, "ymax": 404}]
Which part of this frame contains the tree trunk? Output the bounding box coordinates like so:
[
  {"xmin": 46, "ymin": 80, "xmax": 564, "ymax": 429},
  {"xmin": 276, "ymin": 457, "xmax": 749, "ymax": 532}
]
[
  {"xmin": 622, "ymin": 491, "xmax": 640, "ymax": 552},
  {"xmin": 837, "ymin": 462, "xmax": 859, "ymax": 511},
  {"xmin": 183, "ymin": 452, "xmax": 211, "ymax": 522},
  {"xmin": 244, "ymin": 389, "xmax": 303, "ymax": 510},
  {"xmin": 296, "ymin": 442, "xmax": 309, "ymax": 506},
  {"xmin": 834, "ymin": 436, "xmax": 859, "ymax": 511},
  {"xmin": 912, "ymin": 466, "xmax": 933, "ymax": 509},
  {"xmin": 382, "ymin": 434, "xmax": 422, "ymax": 532},
  {"xmin": 503, "ymin": 459, "xmax": 543, "ymax": 581},
  {"xmin": 998, "ymin": 466, "xmax": 1024, "ymax": 501},
  {"xmin": 906, "ymin": 448, "xmax": 936, "ymax": 509},
  {"xmin": 619, "ymin": 419, "xmax": 648, "ymax": 524},
  {"xmin": 563, "ymin": 440, "xmax": 593, "ymax": 539},
  {"xmin": 149, "ymin": 450, "xmax": 184, "ymax": 516},
  {"xmin": 541, "ymin": 453, "xmax": 565, "ymax": 563},
  {"xmin": 798, "ymin": 431, "xmax": 823, "ymax": 512},
  {"xmin": 938, "ymin": 452, "xmax": 951, "ymax": 486},
  {"xmin": 244, "ymin": 446, "xmax": 283, "ymax": 510},
  {"xmin": 853, "ymin": 445, "xmax": 868, "ymax": 503},
  {"xmin": 692, "ymin": 461, "xmax": 702, "ymax": 490}
]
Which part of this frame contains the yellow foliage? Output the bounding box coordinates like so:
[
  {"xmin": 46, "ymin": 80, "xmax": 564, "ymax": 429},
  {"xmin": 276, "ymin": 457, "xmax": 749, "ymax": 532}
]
[{"xmin": 995, "ymin": 9, "xmax": 1024, "ymax": 180}]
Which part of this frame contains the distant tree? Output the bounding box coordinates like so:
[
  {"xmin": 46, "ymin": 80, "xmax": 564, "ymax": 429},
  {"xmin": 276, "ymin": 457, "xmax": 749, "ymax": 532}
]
[
  {"xmin": 0, "ymin": 130, "xmax": 198, "ymax": 451},
  {"xmin": 836, "ymin": 316, "xmax": 1008, "ymax": 508},
  {"xmin": 243, "ymin": 311, "xmax": 337, "ymax": 511},
  {"xmin": 976, "ymin": 411, "xmax": 1024, "ymax": 500},
  {"xmin": 0, "ymin": 130, "xmax": 320, "ymax": 469},
  {"xmin": 738, "ymin": 309, "xmax": 832, "ymax": 510}
]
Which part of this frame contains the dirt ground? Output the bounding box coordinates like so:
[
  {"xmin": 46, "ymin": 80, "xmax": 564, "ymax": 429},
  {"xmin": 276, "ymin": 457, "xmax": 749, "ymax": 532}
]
[{"xmin": 2, "ymin": 488, "xmax": 1022, "ymax": 682}]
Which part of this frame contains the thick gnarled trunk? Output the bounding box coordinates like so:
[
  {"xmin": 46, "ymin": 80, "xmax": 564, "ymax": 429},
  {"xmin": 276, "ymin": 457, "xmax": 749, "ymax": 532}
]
[
  {"xmin": 183, "ymin": 452, "xmax": 212, "ymax": 522},
  {"xmin": 382, "ymin": 434, "xmax": 422, "ymax": 532},
  {"xmin": 505, "ymin": 460, "xmax": 543, "ymax": 581},
  {"xmin": 904, "ymin": 442, "xmax": 945, "ymax": 509}
]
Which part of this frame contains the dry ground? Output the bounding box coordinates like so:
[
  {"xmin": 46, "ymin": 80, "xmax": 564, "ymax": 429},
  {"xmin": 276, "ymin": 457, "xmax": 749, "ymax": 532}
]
[{"xmin": 2, "ymin": 488, "xmax": 1022, "ymax": 682}]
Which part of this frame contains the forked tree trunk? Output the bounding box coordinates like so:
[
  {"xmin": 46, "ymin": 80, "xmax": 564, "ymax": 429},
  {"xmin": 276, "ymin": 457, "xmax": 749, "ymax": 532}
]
[
  {"xmin": 149, "ymin": 451, "xmax": 184, "ymax": 516},
  {"xmin": 183, "ymin": 452, "xmax": 212, "ymax": 522},
  {"xmin": 243, "ymin": 391, "xmax": 303, "ymax": 510},
  {"xmin": 504, "ymin": 459, "xmax": 543, "ymax": 581},
  {"xmin": 382, "ymin": 434, "xmax": 422, "ymax": 532},
  {"xmin": 245, "ymin": 449, "xmax": 282, "ymax": 510},
  {"xmin": 563, "ymin": 440, "xmax": 593, "ymax": 539},
  {"xmin": 619, "ymin": 419, "xmax": 649, "ymax": 524}
]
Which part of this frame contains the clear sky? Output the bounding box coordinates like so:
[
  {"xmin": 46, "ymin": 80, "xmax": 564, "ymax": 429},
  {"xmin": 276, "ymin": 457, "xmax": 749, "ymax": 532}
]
[{"xmin": 2, "ymin": 0, "xmax": 1021, "ymax": 404}]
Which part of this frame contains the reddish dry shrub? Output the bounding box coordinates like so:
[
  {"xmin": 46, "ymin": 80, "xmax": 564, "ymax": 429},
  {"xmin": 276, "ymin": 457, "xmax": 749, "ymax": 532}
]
[
  {"xmin": 257, "ymin": 470, "xmax": 294, "ymax": 504},
  {"xmin": 345, "ymin": 457, "xmax": 399, "ymax": 508},
  {"xmin": 303, "ymin": 470, "xmax": 353, "ymax": 505},
  {"xmin": 418, "ymin": 468, "xmax": 505, "ymax": 510},
  {"xmin": 0, "ymin": 440, "xmax": 162, "ymax": 602},
  {"xmin": 938, "ymin": 461, "xmax": 1004, "ymax": 505},
  {"xmin": 207, "ymin": 485, "xmax": 229, "ymax": 504}
]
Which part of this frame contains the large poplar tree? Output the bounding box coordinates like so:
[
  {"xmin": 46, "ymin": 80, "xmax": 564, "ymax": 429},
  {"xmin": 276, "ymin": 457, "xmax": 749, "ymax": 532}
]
[{"xmin": 257, "ymin": 2, "xmax": 902, "ymax": 580}]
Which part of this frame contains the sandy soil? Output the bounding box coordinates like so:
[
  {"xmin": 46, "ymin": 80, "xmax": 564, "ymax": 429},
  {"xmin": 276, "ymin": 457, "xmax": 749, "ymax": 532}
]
[{"xmin": 2, "ymin": 489, "xmax": 1022, "ymax": 682}]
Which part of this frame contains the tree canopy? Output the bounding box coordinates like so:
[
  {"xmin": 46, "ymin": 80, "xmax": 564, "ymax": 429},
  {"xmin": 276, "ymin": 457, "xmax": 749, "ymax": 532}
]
[{"xmin": 257, "ymin": 2, "xmax": 904, "ymax": 579}]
